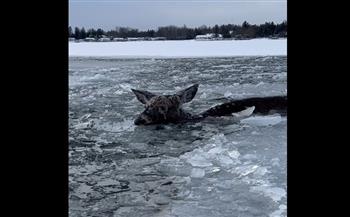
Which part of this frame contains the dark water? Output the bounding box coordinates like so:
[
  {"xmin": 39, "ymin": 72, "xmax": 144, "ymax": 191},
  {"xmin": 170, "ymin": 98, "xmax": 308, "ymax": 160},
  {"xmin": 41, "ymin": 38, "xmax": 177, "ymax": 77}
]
[{"xmin": 69, "ymin": 56, "xmax": 287, "ymax": 217}]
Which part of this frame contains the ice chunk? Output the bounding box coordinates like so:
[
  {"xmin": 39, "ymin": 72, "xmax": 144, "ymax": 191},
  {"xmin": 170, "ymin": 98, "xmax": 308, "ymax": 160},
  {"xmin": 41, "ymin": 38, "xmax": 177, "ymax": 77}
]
[
  {"xmin": 218, "ymin": 155, "xmax": 234, "ymax": 166},
  {"xmin": 224, "ymin": 91, "xmax": 232, "ymax": 98},
  {"xmin": 214, "ymin": 180, "xmax": 233, "ymax": 190},
  {"xmin": 180, "ymin": 147, "xmax": 213, "ymax": 167},
  {"xmin": 210, "ymin": 167, "xmax": 221, "ymax": 173},
  {"xmin": 186, "ymin": 153, "xmax": 213, "ymax": 167},
  {"xmin": 199, "ymin": 92, "xmax": 207, "ymax": 99},
  {"xmin": 154, "ymin": 197, "xmax": 170, "ymax": 205},
  {"xmin": 75, "ymin": 183, "xmax": 93, "ymax": 199},
  {"xmin": 95, "ymin": 119, "xmax": 135, "ymax": 132},
  {"xmin": 256, "ymin": 81, "xmax": 265, "ymax": 86},
  {"xmin": 242, "ymin": 154, "xmax": 258, "ymax": 160},
  {"xmin": 74, "ymin": 120, "xmax": 95, "ymax": 130},
  {"xmin": 270, "ymin": 204, "xmax": 287, "ymax": 217},
  {"xmin": 271, "ymin": 158, "xmax": 281, "ymax": 167},
  {"xmin": 96, "ymin": 179, "xmax": 120, "ymax": 187},
  {"xmin": 114, "ymin": 90, "xmax": 124, "ymax": 95},
  {"xmin": 190, "ymin": 168, "xmax": 205, "ymax": 178},
  {"xmin": 232, "ymin": 106, "xmax": 255, "ymax": 120},
  {"xmin": 208, "ymin": 133, "xmax": 228, "ymax": 145},
  {"xmin": 119, "ymin": 83, "xmax": 133, "ymax": 91},
  {"xmin": 254, "ymin": 167, "xmax": 269, "ymax": 176},
  {"xmin": 250, "ymin": 185, "xmax": 286, "ymax": 202},
  {"xmin": 241, "ymin": 114, "xmax": 282, "ymax": 126},
  {"xmin": 233, "ymin": 165, "xmax": 260, "ymax": 177},
  {"xmin": 208, "ymin": 147, "xmax": 224, "ymax": 155},
  {"xmin": 227, "ymin": 150, "xmax": 240, "ymax": 159},
  {"xmin": 251, "ymin": 131, "xmax": 260, "ymax": 135},
  {"xmin": 79, "ymin": 113, "xmax": 91, "ymax": 121},
  {"xmin": 92, "ymin": 145, "xmax": 103, "ymax": 153}
]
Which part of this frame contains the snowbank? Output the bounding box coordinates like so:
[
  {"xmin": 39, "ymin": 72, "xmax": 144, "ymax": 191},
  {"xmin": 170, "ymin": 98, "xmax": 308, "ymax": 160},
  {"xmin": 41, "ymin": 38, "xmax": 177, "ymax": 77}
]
[{"xmin": 69, "ymin": 38, "xmax": 287, "ymax": 58}]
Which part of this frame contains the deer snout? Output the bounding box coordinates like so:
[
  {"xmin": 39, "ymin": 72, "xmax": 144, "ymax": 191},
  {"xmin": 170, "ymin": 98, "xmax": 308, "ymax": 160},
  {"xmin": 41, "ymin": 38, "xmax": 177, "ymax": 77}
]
[{"xmin": 134, "ymin": 116, "xmax": 146, "ymax": 125}]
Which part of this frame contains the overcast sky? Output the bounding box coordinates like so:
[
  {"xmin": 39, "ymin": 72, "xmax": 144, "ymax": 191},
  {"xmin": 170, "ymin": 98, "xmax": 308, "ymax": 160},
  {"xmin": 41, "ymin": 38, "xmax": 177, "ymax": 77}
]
[{"xmin": 69, "ymin": 0, "xmax": 287, "ymax": 30}]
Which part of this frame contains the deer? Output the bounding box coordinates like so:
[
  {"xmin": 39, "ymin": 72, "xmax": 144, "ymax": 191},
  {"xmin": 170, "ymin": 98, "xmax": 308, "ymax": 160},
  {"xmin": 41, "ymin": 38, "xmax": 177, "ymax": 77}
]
[{"xmin": 131, "ymin": 84, "xmax": 287, "ymax": 125}]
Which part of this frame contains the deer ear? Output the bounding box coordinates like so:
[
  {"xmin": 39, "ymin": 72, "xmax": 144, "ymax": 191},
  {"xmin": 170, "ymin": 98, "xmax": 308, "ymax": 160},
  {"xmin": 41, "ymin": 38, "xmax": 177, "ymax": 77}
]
[
  {"xmin": 176, "ymin": 84, "xmax": 199, "ymax": 104},
  {"xmin": 131, "ymin": 89, "xmax": 156, "ymax": 104}
]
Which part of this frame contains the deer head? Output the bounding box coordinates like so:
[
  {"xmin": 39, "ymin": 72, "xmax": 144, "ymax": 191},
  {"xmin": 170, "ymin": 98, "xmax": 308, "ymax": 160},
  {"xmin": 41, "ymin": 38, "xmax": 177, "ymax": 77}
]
[{"xmin": 131, "ymin": 84, "xmax": 198, "ymax": 125}]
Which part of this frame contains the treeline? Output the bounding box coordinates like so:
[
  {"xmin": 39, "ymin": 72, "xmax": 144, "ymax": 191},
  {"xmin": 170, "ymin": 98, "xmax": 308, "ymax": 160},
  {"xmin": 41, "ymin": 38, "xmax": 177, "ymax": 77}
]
[{"xmin": 69, "ymin": 20, "xmax": 287, "ymax": 40}]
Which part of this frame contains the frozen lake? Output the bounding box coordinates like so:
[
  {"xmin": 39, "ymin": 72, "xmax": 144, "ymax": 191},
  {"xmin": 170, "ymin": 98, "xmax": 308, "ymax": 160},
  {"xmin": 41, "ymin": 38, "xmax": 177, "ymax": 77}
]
[
  {"xmin": 69, "ymin": 39, "xmax": 287, "ymax": 57},
  {"xmin": 69, "ymin": 56, "xmax": 287, "ymax": 217}
]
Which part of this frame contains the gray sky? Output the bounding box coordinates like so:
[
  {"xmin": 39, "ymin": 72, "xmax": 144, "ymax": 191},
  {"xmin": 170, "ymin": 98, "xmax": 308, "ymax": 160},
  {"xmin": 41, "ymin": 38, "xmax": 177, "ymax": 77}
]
[{"xmin": 69, "ymin": 0, "xmax": 287, "ymax": 31}]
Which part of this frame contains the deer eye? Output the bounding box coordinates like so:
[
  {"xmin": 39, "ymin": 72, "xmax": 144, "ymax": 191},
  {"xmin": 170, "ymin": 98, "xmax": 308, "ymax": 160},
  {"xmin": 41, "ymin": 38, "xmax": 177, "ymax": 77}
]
[{"xmin": 144, "ymin": 107, "xmax": 156, "ymax": 116}]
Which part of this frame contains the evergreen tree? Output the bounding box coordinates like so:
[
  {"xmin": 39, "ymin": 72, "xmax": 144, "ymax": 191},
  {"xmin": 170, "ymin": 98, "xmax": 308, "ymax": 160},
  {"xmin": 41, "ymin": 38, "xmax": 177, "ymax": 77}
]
[
  {"xmin": 147, "ymin": 29, "xmax": 155, "ymax": 37},
  {"xmin": 118, "ymin": 27, "xmax": 129, "ymax": 38},
  {"xmin": 74, "ymin": 27, "xmax": 81, "ymax": 39},
  {"xmin": 242, "ymin": 21, "xmax": 250, "ymax": 28},
  {"xmin": 80, "ymin": 27, "xmax": 87, "ymax": 39},
  {"xmin": 68, "ymin": 26, "xmax": 73, "ymax": 37},
  {"xmin": 96, "ymin": 28, "xmax": 104, "ymax": 38},
  {"xmin": 194, "ymin": 28, "xmax": 203, "ymax": 36},
  {"xmin": 274, "ymin": 20, "xmax": 287, "ymax": 36},
  {"xmin": 213, "ymin": 24, "xmax": 219, "ymax": 37},
  {"xmin": 88, "ymin": 28, "xmax": 97, "ymax": 38},
  {"xmin": 220, "ymin": 25, "xmax": 231, "ymax": 38},
  {"xmin": 240, "ymin": 21, "xmax": 251, "ymax": 38},
  {"xmin": 186, "ymin": 28, "xmax": 196, "ymax": 39}
]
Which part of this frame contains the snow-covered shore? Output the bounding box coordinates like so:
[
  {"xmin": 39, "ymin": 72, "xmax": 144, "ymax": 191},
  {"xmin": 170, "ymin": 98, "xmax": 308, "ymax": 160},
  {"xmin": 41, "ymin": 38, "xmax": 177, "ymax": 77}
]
[{"xmin": 69, "ymin": 38, "xmax": 287, "ymax": 58}]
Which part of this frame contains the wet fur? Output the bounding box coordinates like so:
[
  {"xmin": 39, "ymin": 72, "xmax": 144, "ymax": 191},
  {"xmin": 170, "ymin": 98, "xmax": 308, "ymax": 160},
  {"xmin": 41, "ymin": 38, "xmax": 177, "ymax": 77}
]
[{"xmin": 132, "ymin": 84, "xmax": 287, "ymax": 125}]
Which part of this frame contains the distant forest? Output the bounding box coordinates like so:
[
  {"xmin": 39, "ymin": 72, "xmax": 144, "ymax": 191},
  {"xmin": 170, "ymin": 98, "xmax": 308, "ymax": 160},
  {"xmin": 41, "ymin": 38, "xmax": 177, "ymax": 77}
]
[{"xmin": 69, "ymin": 20, "xmax": 287, "ymax": 40}]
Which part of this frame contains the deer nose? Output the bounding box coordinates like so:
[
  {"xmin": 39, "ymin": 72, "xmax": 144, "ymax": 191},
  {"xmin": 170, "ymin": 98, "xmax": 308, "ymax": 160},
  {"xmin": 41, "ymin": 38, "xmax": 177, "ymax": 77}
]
[{"xmin": 134, "ymin": 117, "xmax": 145, "ymax": 125}]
